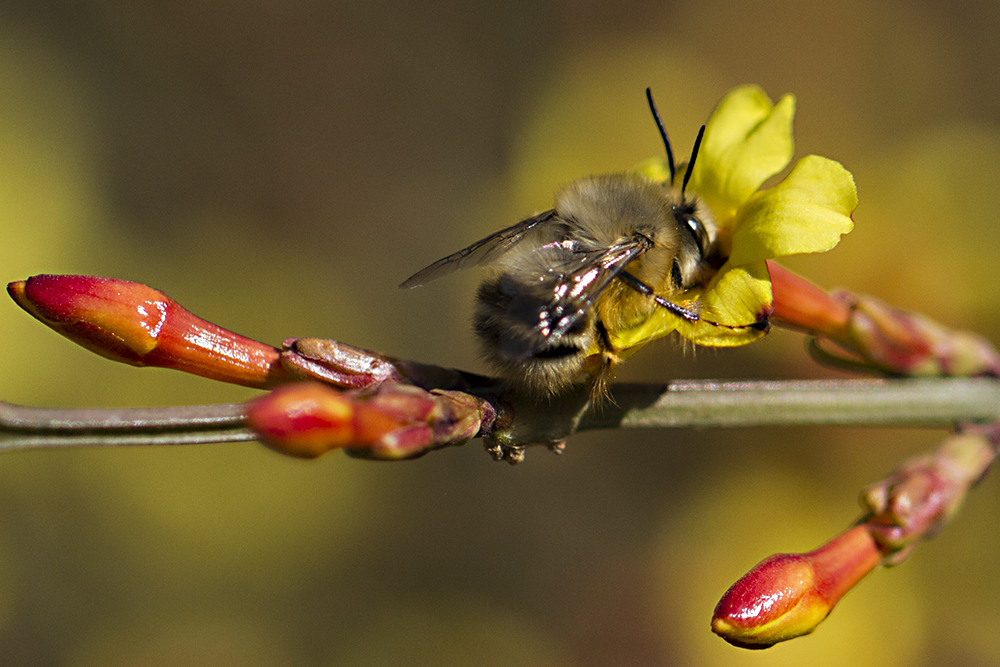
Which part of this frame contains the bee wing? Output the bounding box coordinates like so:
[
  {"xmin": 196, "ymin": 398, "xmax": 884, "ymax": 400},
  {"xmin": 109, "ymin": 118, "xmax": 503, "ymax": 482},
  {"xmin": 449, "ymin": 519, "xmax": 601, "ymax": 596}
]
[
  {"xmin": 535, "ymin": 238, "xmax": 649, "ymax": 340},
  {"xmin": 399, "ymin": 209, "xmax": 558, "ymax": 289}
]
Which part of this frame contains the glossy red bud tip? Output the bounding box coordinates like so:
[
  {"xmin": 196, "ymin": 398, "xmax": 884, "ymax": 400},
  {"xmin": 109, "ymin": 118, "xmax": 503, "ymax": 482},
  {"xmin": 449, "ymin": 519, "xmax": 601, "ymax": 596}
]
[
  {"xmin": 8, "ymin": 274, "xmax": 289, "ymax": 388},
  {"xmin": 712, "ymin": 525, "xmax": 882, "ymax": 649},
  {"xmin": 246, "ymin": 383, "xmax": 357, "ymax": 458}
]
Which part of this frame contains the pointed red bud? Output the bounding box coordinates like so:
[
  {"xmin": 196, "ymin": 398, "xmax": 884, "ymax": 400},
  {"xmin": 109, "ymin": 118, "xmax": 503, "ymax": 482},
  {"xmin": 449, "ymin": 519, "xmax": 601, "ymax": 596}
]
[
  {"xmin": 712, "ymin": 525, "xmax": 882, "ymax": 649},
  {"xmin": 247, "ymin": 382, "xmax": 491, "ymax": 460},
  {"xmin": 8, "ymin": 275, "xmax": 291, "ymax": 388},
  {"xmin": 768, "ymin": 260, "xmax": 851, "ymax": 336}
]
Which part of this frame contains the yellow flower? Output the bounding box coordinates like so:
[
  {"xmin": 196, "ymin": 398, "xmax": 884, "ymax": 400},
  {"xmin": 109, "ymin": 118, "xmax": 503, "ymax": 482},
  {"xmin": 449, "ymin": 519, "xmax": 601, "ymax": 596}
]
[{"xmin": 614, "ymin": 85, "xmax": 858, "ymax": 350}]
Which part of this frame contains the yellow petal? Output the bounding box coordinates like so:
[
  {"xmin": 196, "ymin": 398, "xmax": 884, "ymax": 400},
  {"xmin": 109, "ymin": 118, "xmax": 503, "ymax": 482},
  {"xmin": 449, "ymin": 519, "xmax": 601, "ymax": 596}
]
[
  {"xmin": 690, "ymin": 85, "xmax": 795, "ymax": 224},
  {"xmin": 607, "ymin": 263, "xmax": 772, "ymax": 352},
  {"xmin": 728, "ymin": 155, "xmax": 857, "ymax": 267},
  {"xmin": 607, "ymin": 303, "xmax": 683, "ymax": 353},
  {"xmin": 631, "ymin": 156, "xmax": 672, "ymax": 184},
  {"xmin": 674, "ymin": 262, "xmax": 773, "ymax": 347}
]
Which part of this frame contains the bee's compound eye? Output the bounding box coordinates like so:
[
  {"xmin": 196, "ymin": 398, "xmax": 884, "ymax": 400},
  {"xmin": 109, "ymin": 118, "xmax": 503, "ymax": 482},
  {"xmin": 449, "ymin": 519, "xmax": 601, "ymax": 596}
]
[{"xmin": 681, "ymin": 214, "xmax": 709, "ymax": 256}]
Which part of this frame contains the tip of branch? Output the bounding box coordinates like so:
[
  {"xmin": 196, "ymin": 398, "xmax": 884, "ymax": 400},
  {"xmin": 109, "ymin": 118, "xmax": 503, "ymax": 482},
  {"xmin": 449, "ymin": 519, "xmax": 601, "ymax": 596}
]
[
  {"xmin": 712, "ymin": 525, "xmax": 882, "ymax": 648},
  {"xmin": 9, "ymin": 274, "xmax": 288, "ymax": 388}
]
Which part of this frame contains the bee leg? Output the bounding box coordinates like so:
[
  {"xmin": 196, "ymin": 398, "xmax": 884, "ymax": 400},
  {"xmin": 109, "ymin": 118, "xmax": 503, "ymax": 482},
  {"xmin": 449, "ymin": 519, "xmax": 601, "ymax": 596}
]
[
  {"xmin": 588, "ymin": 319, "xmax": 620, "ymax": 404},
  {"xmin": 502, "ymin": 446, "xmax": 526, "ymax": 465},
  {"xmin": 617, "ymin": 271, "xmax": 700, "ymax": 321},
  {"xmin": 618, "ymin": 270, "xmax": 770, "ymax": 331},
  {"xmin": 483, "ymin": 441, "xmax": 527, "ymax": 464}
]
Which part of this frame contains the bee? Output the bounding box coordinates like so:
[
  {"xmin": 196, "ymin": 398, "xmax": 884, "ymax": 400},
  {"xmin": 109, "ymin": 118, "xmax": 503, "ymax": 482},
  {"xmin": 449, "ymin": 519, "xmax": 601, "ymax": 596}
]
[{"xmin": 401, "ymin": 89, "xmax": 767, "ymax": 398}]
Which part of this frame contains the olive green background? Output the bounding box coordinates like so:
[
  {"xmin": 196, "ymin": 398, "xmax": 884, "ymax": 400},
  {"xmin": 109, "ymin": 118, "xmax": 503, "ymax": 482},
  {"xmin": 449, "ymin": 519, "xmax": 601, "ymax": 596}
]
[{"xmin": 1, "ymin": 1, "xmax": 999, "ymax": 665}]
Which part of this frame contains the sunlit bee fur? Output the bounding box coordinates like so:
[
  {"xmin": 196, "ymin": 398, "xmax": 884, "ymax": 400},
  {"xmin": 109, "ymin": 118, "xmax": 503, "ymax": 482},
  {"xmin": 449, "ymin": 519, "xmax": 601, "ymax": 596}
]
[{"xmin": 401, "ymin": 89, "xmax": 764, "ymax": 398}]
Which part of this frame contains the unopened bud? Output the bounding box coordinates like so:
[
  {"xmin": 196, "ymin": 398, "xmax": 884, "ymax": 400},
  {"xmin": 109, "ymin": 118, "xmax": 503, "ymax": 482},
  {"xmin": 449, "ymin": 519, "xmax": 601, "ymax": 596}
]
[
  {"xmin": 712, "ymin": 525, "xmax": 881, "ymax": 648},
  {"xmin": 8, "ymin": 274, "xmax": 290, "ymax": 388},
  {"xmin": 247, "ymin": 381, "xmax": 492, "ymax": 460}
]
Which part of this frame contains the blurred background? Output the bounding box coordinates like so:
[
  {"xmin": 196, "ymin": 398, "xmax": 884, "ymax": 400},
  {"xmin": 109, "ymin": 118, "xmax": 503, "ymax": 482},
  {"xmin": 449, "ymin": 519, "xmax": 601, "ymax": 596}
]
[{"xmin": 1, "ymin": 0, "xmax": 999, "ymax": 664}]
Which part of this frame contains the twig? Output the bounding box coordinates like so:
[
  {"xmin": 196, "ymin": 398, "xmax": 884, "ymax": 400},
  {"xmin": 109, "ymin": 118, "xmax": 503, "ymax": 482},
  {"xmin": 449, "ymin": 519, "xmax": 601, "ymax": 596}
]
[
  {"xmin": 3, "ymin": 377, "xmax": 997, "ymax": 453},
  {"xmin": 582, "ymin": 377, "xmax": 1000, "ymax": 430},
  {"xmin": 0, "ymin": 401, "xmax": 253, "ymax": 451}
]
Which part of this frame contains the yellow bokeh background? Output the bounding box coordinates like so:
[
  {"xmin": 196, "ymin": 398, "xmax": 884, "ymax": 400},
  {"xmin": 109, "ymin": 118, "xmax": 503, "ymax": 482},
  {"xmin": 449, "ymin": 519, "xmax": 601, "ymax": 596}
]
[{"xmin": 1, "ymin": 1, "xmax": 999, "ymax": 665}]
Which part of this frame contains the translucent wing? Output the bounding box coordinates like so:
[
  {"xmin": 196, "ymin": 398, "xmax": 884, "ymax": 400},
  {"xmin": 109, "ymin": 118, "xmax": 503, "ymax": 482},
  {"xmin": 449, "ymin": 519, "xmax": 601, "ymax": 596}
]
[
  {"xmin": 532, "ymin": 236, "xmax": 650, "ymax": 342},
  {"xmin": 399, "ymin": 209, "xmax": 558, "ymax": 289}
]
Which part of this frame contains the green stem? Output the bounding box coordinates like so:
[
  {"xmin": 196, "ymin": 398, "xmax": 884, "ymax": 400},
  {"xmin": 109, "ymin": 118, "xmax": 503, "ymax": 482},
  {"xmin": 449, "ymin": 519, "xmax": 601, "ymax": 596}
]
[
  {"xmin": 582, "ymin": 377, "xmax": 1000, "ymax": 431},
  {"xmin": 0, "ymin": 401, "xmax": 253, "ymax": 451},
  {"xmin": 3, "ymin": 377, "xmax": 998, "ymax": 453}
]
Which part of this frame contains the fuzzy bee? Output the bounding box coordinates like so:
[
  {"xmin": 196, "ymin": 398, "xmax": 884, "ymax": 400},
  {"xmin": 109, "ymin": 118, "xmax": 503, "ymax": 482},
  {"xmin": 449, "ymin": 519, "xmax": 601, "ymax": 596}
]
[{"xmin": 401, "ymin": 90, "xmax": 766, "ymax": 398}]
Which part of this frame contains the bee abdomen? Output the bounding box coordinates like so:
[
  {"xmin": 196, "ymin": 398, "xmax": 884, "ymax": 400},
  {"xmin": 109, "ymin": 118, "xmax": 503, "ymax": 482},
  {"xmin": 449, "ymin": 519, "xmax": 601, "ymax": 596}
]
[
  {"xmin": 474, "ymin": 274, "xmax": 594, "ymax": 396},
  {"xmin": 532, "ymin": 344, "xmax": 584, "ymax": 360}
]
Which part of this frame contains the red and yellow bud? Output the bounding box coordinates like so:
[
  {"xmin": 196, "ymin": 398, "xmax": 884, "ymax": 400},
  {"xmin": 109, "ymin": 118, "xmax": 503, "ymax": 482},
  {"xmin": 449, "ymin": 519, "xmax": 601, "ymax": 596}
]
[
  {"xmin": 767, "ymin": 262, "xmax": 1000, "ymax": 378},
  {"xmin": 8, "ymin": 274, "xmax": 290, "ymax": 388},
  {"xmin": 714, "ymin": 429, "xmax": 997, "ymax": 649},
  {"xmin": 247, "ymin": 381, "xmax": 491, "ymax": 461},
  {"xmin": 245, "ymin": 383, "xmax": 360, "ymax": 458},
  {"xmin": 712, "ymin": 524, "xmax": 882, "ymax": 649}
]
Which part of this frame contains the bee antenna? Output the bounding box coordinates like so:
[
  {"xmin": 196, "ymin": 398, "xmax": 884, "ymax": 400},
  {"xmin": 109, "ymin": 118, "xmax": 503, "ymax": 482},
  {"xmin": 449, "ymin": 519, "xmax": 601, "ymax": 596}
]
[
  {"xmin": 645, "ymin": 88, "xmax": 676, "ymax": 184},
  {"xmin": 681, "ymin": 124, "xmax": 706, "ymax": 198}
]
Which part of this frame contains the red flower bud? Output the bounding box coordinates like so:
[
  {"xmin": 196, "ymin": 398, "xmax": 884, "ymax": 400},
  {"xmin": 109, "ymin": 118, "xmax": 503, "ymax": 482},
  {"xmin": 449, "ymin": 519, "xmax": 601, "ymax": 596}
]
[
  {"xmin": 712, "ymin": 525, "xmax": 882, "ymax": 649},
  {"xmin": 247, "ymin": 382, "xmax": 491, "ymax": 460},
  {"xmin": 768, "ymin": 260, "xmax": 851, "ymax": 336},
  {"xmin": 8, "ymin": 275, "xmax": 290, "ymax": 388}
]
